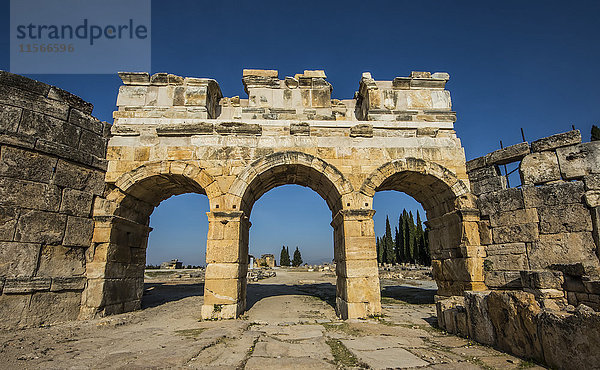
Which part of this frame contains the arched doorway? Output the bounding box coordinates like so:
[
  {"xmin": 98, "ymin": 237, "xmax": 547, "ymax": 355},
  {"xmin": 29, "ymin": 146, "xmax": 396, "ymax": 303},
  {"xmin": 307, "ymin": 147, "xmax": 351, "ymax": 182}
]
[
  {"xmin": 80, "ymin": 161, "xmax": 220, "ymax": 319},
  {"xmin": 360, "ymin": 158, "xmax": 485, "ymax": 297},
  {"xmin": 200, "ymin": 151, "xmax": 379, "ymax": 320}
]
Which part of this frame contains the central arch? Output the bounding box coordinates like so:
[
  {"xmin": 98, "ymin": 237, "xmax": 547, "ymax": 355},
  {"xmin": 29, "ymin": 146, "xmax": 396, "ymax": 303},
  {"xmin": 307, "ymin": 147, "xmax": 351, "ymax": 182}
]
[{"xmin": 200, "ymin": 151, "xmax": 373, "ymax": 319}]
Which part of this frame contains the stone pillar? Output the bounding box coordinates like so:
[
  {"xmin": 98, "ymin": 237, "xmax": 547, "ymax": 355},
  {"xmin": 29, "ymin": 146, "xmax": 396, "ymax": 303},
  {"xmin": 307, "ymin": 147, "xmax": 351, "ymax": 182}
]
[
  {"xmin": 332, "ymin": 209, "xmax": 381, "ymax": 319},
  {"xmin": 80, "ymin": 215, "xmax": 151, "ymax": 319},
  {"xmin": 428, "ymin": 209, "xmax": 486, "ymax": 296},
  {"xmin": 201, "ymin": 211, "xmax": 249, "ymax": 320}
]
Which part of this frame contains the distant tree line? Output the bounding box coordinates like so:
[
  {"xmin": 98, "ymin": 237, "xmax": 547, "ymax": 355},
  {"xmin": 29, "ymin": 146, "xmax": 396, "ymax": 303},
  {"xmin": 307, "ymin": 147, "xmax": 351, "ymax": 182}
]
[
  {"xmin": 376, "ymin": 210, "xmax": 431, "ymax": 266},
  {"xmin": 279, "ymin": 246, "xmax": 303, "ymax": 267}
]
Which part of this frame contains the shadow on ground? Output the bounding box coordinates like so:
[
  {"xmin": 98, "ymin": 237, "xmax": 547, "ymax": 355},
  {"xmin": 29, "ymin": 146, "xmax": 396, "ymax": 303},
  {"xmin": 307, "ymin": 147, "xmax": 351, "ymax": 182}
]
[
  {"xmin": 381, "ymin": 285, "xmax": 436, "ymax": 305},
  {"xmin": 142, "ymin": 282, "xmax": 205, "ymax": 309},
  {"xmin": 246, "ymin": 283, "xmax": 337, "ymax": 311},
  {"xmin": 141, "ymin": 280, "xmax": 437, "ymax": 311}
]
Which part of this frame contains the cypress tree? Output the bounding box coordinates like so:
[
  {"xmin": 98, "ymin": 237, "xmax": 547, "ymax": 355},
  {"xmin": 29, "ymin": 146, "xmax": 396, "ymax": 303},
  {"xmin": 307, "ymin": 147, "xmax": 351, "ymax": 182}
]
[
  {"xmin": 423, "ymin": 228, "xmax": 431, "ymax": 265},
  {"xmin": 280, "ymin": 246, "xmax": 290, "ymax": 266},
  {"xmin": 384, "ymin": 216, "xmax": 396, "ymax": 264},
  {"xmin": 403, "ymin": 214, "xmax": 412, "ymax": 263},
  {"xmin": 394, "ymin": 226, "xmax": 401, "ymax": 264},
  {"xmin": 415, "ymin": 211, "xmax": 424, "ymax": 264},
  {"xmin": 397, "ymin": 214, "xmax": 405, "ymax": 263},
  {"xmin": 292, "ymin": 247, "xmax": 303, "ymax": 267},
  {"xmin": 376, "ymin": 237, "xmax": 383, "ymax": 264},
  {"xmin": 593, "ymin": 125, "xmax": 600, "ymax": 141}
]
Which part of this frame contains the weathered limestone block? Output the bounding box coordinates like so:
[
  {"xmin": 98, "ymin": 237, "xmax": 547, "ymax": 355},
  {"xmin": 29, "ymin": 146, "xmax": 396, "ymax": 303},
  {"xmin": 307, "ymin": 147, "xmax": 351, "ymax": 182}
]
[
  {"xmin": 486, "ymin": 290, "xmax": 543, "ymax": 360},
  {"xmin": 464, "ymin": 291, "xmax": 496, "ymax": 346},
  {"xmin": 59, "ymin": 189, "xmax": 94, "ymax": 217},
  {"xmin": 349, "ymin": 124, "xmax": 373, "ymax": 138},
  {"xmin": 484, "ymin": 270, "xmax": 522, "ymax": 289},
  {"xmin": 522, "ymin": 181, "xmax": 584, "ymax": 208},
  {"xmin": 539, "ymin": 308, "xmax": 600, "ymax": 370},
  {"xmin": 63, "ymin": 216, "xmax": 94, "ymax": 247},
  {"xmin": 0, "ymin": 84, "xmax": 69, "ymax": 121},
  {"xmin": 24, "ymin": 291, "xmax": 82, "ymax": 326},
  {"xmin": 118, "ymin": 72, "xmax": 150, "ymax": 85},
  {"xmin": 584, "ymin": 174, "xmax": 600, "ymax": 190},
  {"xmin": 79, "ymin": 129, "xmax": 107, "ymax": 158},
  {"xmin": 53, "ymin": 160, "xmax": 106, "ymax": 195},
  {"xmin": 0, "ymin": 103, "xmax": 23, "ymax": 132},
  {"xmin": 520, "ymin": 270, "xmax": 564, "ymax": 290},
  {"xmin": 489, "ymin": 208, "xmax": 538, "ymax": 227},
  {"xmin": 47, "ymin": 86, "xmax": 94, "ymax": 114},
  {"xmin": 528, "ymin": 232, "xmax": 599, "ymax": 269},
  {"xmin": 584, "ymin": 190, "xmax": 600, "ymax": 207},
  {"xmin": 537, "ymin": 204, "xmax": 592, "ymax": 234},
  {"xmin": 215, "ymin": 122, "xmax": 261, "ymax": 136},
  {"xmin": 519, "ymin": 151, "xmax": 560, "ymax": 185},
  {"xmin": 14, "ymin": 210, "xmax": 66, "ymax": 244},
  {"xmin": 531, "ymin": 130, "xmax": 581, "ymax": 152},
  {"xmin": 0, "ymin": 206, "xmax": 18, "ymax": 240},
  {"xmin": 50, "ymin": 277, "xmax": 86, "ymax": 292},
  {"xmin": 467, "ymin": 165, "xmax": 499, "ymax": 182},
  {"xmin": 485, "ymin": 251, "xmax": 528, "ymax": 271},
  {"xmin": 37, "ymin": 245, "xmax": 85, "ymax": 277},
  {"xmin": 486, "ymin": 142, "xmax": 530, "ymax": 165},
  {"xmin": 436, "ymin": 295, "xmax": 468, "ymax": 336},
  {"xmin": 491, "ymin": 223, "xmax": 539, "ymax": 244},
  {"xmin": 0, "ymin": 293, "xmax": 30, "ymax": 328},
  {"xmin": 556, "ymin": 141, "xmax": 600, "ymax": 179},
  {"xmin": 477, "ymin": 188, "xmax": 524, "ymax": 216},
  {"xmin": 18, "ymin": 110, "xmax": 80, "ymax": 148},
  {"xmin": 0, "ymin": 242, "xmax": 40, "ymax": 277},
  {"xmin": 68, "ymin": 108, "xmax": 104, "ymax": 135},
  {"xmin": 0, "ymin": 146, "xmax": 57, "ymax": 183},
  {"xmin": 290, "ymin": 122, "xmax": 310, "ymax": 136}
]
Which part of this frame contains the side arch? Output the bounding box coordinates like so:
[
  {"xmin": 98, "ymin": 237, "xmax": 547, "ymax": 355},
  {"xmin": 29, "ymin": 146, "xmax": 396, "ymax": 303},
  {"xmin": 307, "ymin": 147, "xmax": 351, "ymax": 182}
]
[
  {"xmin": 82, "ymin": 160, "xmax": 220, "ymax": 318},
  {"xmin": 360, "ymin": 158, "xmax": 471, "ymax": 220},
  {"xmin": 112, "ymin": 160, "xmax": 222, "ymax": 207},
  {"xmin": 360, "ymin": 158, "xmax": 484, "ymax": 296},
  {"xmin": 229, "ymin": 151, "xmax": 354, "ymax": 216}
]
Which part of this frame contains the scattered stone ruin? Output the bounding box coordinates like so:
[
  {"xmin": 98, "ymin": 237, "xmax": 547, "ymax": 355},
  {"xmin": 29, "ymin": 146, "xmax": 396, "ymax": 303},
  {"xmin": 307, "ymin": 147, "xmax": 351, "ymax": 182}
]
[
  {"xmin": 254, "ymin": 254, "xmax": 275, "ymax": 268},
  {"xmin": 0, "ymin": 68, "xmax": 598, "ymax": 367}
]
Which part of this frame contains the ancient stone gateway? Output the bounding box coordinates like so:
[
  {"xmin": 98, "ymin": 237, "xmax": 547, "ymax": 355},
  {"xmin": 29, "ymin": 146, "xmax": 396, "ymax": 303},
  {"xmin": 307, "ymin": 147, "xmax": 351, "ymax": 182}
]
[{"xmin": 84, "ymin": 69, "xmax": 484, "ymax": 320}]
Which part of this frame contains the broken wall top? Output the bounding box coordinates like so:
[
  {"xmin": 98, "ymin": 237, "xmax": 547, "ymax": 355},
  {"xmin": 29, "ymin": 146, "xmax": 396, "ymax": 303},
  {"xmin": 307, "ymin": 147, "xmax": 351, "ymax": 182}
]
[{"xmin": 115, "ymin": 69, "xmax": 455, "ymax": 124}]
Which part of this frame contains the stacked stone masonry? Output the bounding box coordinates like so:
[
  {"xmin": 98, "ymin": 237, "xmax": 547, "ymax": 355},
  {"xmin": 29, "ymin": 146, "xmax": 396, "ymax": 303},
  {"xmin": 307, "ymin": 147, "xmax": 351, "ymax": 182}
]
[
  {"xmin": 437, "ymin": 130, "xmax": 600, "ymax": 369},
  {"xmin": 99, "ymin": 68, "xmax": 482, "ymax": 321},
  {"xmin": 0, "ymin": 71, "xmax": 110, "ymax": 329}
]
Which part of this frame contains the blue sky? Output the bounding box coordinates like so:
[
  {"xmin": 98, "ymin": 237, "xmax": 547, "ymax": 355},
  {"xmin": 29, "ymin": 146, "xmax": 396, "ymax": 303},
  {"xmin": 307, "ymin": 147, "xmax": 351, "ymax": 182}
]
[{"xmin": 2, "ymin": 0, "xmax": 599, "ymax": 265}]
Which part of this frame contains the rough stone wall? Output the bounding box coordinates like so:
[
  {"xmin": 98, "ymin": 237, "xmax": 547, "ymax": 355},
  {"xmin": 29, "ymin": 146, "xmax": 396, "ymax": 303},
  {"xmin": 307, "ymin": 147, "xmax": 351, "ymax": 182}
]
[
  {"xmin": 467, "ymin": 130, "xmax": 600, "ymax": 310},
  {"xmin": 437, "ymin": 130, "xmax": 600, "ymax": 368},
  {"xmin": 0, "ymin": 71, "xmax": 109, "ymax": 329}
]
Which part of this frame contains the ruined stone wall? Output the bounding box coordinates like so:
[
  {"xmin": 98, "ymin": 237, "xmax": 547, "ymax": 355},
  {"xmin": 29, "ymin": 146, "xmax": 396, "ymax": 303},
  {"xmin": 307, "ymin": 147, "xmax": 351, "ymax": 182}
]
[
  {"xmin": 0, "ymin": 71, "xmax": 109, "ymax": 328},
  {"xmin": 437, "ymin": 130, "xmax": 600, "ymax": 369}
]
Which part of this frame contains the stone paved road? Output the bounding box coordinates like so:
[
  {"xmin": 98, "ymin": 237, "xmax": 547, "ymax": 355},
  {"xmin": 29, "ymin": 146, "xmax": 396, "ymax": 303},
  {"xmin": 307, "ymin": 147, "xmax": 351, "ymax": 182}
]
[{"xmin": 0, "ymin": 270, "xmax": 545, "ymax": 369}]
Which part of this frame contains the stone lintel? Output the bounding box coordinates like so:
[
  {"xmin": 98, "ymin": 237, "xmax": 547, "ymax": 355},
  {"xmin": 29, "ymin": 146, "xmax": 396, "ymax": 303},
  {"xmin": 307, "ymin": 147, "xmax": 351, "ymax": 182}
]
[
  {"xmin": 531, "ymin": 130, "xmax": 581, "ymax": 152},
  {"xmin": 486, "ymin": 142, "xmax": 530, "ymax": 166},
  {"xmin": 118, "ymin": 72, "xmax": 150, "ymax": 85}
]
